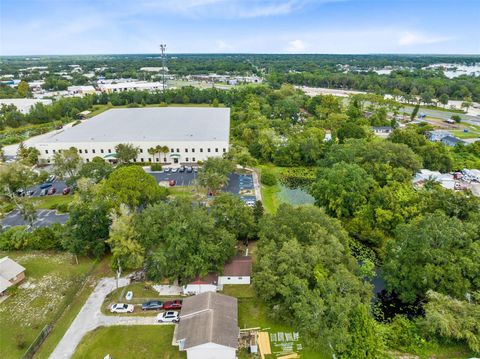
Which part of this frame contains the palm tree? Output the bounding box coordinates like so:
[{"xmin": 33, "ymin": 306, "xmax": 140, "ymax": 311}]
[
  {"xmin": 161, "ymin": 145, "xmax": 169, "ymax": 163},
  {"xmin": 147, "ymin": 147, "xmax": 156, "ymax": 162}
]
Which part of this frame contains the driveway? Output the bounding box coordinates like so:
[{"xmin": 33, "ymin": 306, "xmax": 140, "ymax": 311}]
[
  {"xmin": 1, "ymin": 209, "xmax": 69, "ymax": 229},
  {"xmin": 49, "ymin": 277, "xmax": 171, "ymax": 359}
]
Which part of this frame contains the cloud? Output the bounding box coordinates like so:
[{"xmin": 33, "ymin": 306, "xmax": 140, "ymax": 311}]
[
  {"xmin": 286, "ymin": 39, "xmax": 307, "ymax": 52},
  {"xmin": 216, "ymin": 40, "xmax": 235, "ymax": 51},
  {"xmin": 398, "ymin": 32, "xmax": 453, "ymax": 46}
]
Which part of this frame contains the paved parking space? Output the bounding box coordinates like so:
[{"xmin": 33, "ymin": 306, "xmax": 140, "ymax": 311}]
[
  {"xmin": 1, "ymin": 209, "xmax": 69, "ymax": 229},
  {"xmin": 26, "ymin": 180, "xmax": 68, "ymax": 197},
  {"xmin": 148, "ymin": 169, "xmax": 198, "ymax": 186}
]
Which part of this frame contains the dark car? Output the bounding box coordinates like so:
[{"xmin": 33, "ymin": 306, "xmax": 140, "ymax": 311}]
[
  {"xmin": 179, "ymin": 166, "xmax": 185, "ymax": 172},
  {"xmin": 40, "ymin": 183, "xmax": 53, "ymax": 189},
  {"xmin": 142, "ymin": 300, "xmax": 164, "ymax": 311},
  {"xmin": 169, "ymin": 179, "xmax": 176, "ymax": 187},
  {"xmin": 163, "ymin": 299, "xmax": 183, "ymax": 310},
  {"xmin": 186, "ymin": 166, "xmax": 193, "ymax": 173},
  {"xmin": 48, "ymin": 187, "xmax": 57, "ymax": 195},
  {"xmin": 62, "ymin": 187, "xmax": 71, "ymax": 195}
]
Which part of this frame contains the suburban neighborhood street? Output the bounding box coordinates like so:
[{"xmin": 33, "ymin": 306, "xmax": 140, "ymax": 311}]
[{"xmin": 49, "ymin": 277, "xmax": 167, "ymax": 359}]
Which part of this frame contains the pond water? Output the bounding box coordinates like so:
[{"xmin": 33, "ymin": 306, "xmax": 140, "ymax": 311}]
[{"xmin": 277, "ymin": 184, "xmax": 315, "ymax": 206}]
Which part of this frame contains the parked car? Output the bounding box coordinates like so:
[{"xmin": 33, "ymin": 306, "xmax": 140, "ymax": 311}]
[
  {"xmin": 156, "ymin": 311, "xmax": 179, "ymax": 323},
  {"xmin": 169, "ymin": 179, "xmax": 176, "ymax": 187},
  {"xmin": 27, "ymin": 190, "xmax": 35, "ymax": 196},
  {"xmin": 171, "ymin": 168, "xmax": 178, "ymax": 173},
  {"xmin": 179, "ymin": 166, "xmax": 185, "ymax": 172},
  {"xmin": 16, "ymin": 189, "xmax": 25, "ymax": 196},
  {"xmin": 186, "ymin": 166, "xmax": 193, "ymax": 173},
  {"xmin": 46, "ymin": 175, "xmax": 56, "ymax": 183},
  {"xmin": 164, "ymin": 167, "xmax": 171, "ymax": 173},
  {"xmin": 110, "ymin": 303, "xmax": 134, "ymax": 313},
  {"xmin": 163, "ymin": 300, "xmax": 183, "ymax": 310},
  {"xmin": 48, "ymin": 187, "xmax": 57, "ymax": 195},
  {"xmin": 142, "ymin": 300, "xmax": 164, "ymax": 311},
  {"xmin": 62, "ymin": 187, "xmax": 71, "ymax": 195},
  {"xmin": 194, "ymin": 167, "xmax": 198, "ymax": 173},
  {"xmin": 40, "ymin": 183, "xmax": 53, "ymax": 189},
  {"xmin": 40, "ymin": 188, "xmax": 48, "ymax": 196},
  {"xmin": 125, "ymin": 291, "xmax": 133, "ymax": 301}
]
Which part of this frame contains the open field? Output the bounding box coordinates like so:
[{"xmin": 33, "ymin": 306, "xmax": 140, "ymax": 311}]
[
  {"xmin": 0, "ymin": 251, "xmax": 95, "ymax": 359},
  {"xmin": 72, "ymin": 325, "xmax": 185, "ymax": 359},
  {"xmin": 33, "ymin": 258, "xmax": 114, "ymax": 359}
]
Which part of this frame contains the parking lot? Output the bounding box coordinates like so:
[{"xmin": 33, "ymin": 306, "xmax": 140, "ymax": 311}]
[
  {"xmin": 147, "ymin": 170, "xmax": 257, "ymax": 204},
  {"xmin": 1, "ymin": 209, "xmax": 70, "ymax": 229},
  {"xmin": 23, "ymin": 180, "xmax": 68, "ymax": 197}
]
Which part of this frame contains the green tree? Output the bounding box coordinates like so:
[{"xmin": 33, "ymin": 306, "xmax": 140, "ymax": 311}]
[
  {"xmin": 439, "ymin": 93, "xmax": 449, "ymax": 107},
  {"xmin": 197, "ymin": 157, "xmax": 235, "ymax": 194},
  {"xmin": 410, "ymin": 104, "xmax": 420, "ymax": 121},
  {"xmin": 114, "ymin": 143, "xmax": 140, "ymax": 164},
  {"xmin": 311, "ymin": 162, "xmax": 376, "ymax": 218},
  {"xmin": 210, "ymin": 193, "xmax": 255, "ymax": 240},
  {"xmin": 17, "ymin": 80, "xmax": 30, "ymax": 98},
  {"xmin": 52, "ymin": 147, "xmax": 82, "ymax": 182},
  {"xmin": 422, "ymin": 290, "xmax": 480, "ymax": 353},
  {"xmin": 137, "ymin": 199, "xmax": 236, "ymax": 284},
  {"xmin": 254, "ymin": 205, "xmax": 380, "ymax": 356},
  {"xmin": 107, "ymin": 205, "xmax": 144, "ymax": 271},
  {"xmin": 63, "ymin": 200, "xmax": 111, "ymax": 262},
  {"xmin": 383, "ymin": 211, "xmax": 480, "ymax": 303},
  {"xmin": 77, "ymin": 156, "xmax": 113, "ymax": 183},
  {"xmin": 99, "ymin": 166, "xmax": 166, "ymax": 210}
]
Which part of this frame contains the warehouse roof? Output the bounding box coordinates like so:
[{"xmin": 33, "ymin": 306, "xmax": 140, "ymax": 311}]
[{"xmin": 38, "ymin": 107, "xmax": 230, "ymax": 144}]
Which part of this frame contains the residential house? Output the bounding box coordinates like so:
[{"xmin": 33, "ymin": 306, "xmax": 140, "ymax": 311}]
[
  {"xmin": 176, "ymin": 292, "xmax": 239, "ymax": 359},
  {"xmin": 441, "ymin": 135, "xmax": 466, "ymax": 147},
  {"xmin": 372, "ymin": 126, "xmax": 393, "ymax": 137},
  {"xmin": 0, "ymin": 257, "xmax": 26, "ymax": 296},
  {"xmin": 218, "ymin": 256, "xmax": 252, "ymax": 286},
  {"xmin": 183, "ymin": 273, "xmax": 219, "ymax": 295},
  {"xmin": 427, "ymin": 130, "xmax": 452, "ymax": 142}
]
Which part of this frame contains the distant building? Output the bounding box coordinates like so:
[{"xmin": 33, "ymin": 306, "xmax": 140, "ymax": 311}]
[
  {"xmin": 140, "ymin": 67, "xmax": 169, "ymax": 72},
  {"xmin": 372, "ymin": 126, "xmax": 393, "ymax": 137},
  {"xmin": 427, "ymin": 130, "xmax": 452, "ymax": 142},
  {"xmin": 0, "ymin": 98, "xmax": 52, "ymax": 114},
  {"xmin": 176, "ymin": 292, "xmax": 239, "ymax": 359},
  {"xmin": 441, "ymin": 135, "xmax": 466, "ymax": 147},
  {"xmin": 67, "ymin": 85, "xmax": 96, "ymax": 96},
  {"xmin": 0, "ymin": 257, "xmax": 26, "ymax": 296},
  {"xmin": 98, "ymin": 81, "xmax": 164, "ymax": 93}
]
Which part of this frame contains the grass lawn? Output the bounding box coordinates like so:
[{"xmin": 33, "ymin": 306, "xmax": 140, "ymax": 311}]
[
  {"xmin": 34, "ymin": 258, "xmax": 114, "ymax": 359},
  {"xmin": 31, "ymin": 195, "xmax": 74, "ymax": 211},
  {"xmin": 0, "ymin": 251, "xmax": 95, "ymax": 359},
  {"xmin": 72, "ymin": 325, "xmax": 185, "ymax": 359}
]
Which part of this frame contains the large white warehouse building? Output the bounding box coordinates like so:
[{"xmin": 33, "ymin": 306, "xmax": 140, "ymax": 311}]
[{"xmin": 34, "ymin": 107, "xmax": 230, "ymax": 165}]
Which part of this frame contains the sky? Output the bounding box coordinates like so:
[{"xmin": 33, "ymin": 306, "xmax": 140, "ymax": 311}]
[{"xmin": 0, "ymin": 0, "xmax": 479, "ymax": 55}]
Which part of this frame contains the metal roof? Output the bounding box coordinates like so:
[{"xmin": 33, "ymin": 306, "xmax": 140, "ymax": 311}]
[
  {"xmin": 38, "ymin": 107, "xmax": 230, "ymax": 144},
  {"xmin": 0, "ymin": 257, "xmax": 25, "ymax": 280}
]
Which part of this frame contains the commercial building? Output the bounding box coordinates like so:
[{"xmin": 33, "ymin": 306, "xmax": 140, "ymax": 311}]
[
  {"xmin": 0, "ymin": 98, "xmax": 52, "ymax": 114},
  {"xmin": 176, "ymin": 292, "xmax": 239, "ymax": 359},
  {"xmin": 67, "ymin": 85, "xmax": 97, "ymax": 96},
  {"xmin": 98, "ymin": 81, "xmax": 164, "ymax": 93},
  {"xmin": 33, "ymin": 107, "xmax": 230, "ymax": 165}
]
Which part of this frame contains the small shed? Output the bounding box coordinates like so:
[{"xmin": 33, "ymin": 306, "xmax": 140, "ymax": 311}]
[{"xmin": 218, "ymin": 256, "xmax": 252, "ymax": 285}]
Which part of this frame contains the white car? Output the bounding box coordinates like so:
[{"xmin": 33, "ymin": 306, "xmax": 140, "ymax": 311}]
[
  {"xmin": 125, "ymin": 291, "xmax": 133, "ymax": 301},
  {"xmin": 171, "ymin": 168, "xmax": 178, "ymax": 173},
  {"xmin": 156, "ymin": 311, "xmax": 179, "ymax": 323},
  {"xmin": 110, "ymin": 303, "xmax": 134, "ymax": 313}
]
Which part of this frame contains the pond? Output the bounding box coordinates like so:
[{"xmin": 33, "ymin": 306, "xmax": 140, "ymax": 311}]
[{"xmin": 277, "ymin": 184, "xmax": 315, "ymax": 206}]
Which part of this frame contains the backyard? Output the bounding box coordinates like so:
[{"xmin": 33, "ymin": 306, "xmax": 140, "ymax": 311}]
[
  {"xmin": 0, "ymin": 251, "xmax": 95, "ymax": 359},
  {"xmin": 72, "ymin": 325, "xmax": 185, "ymax": 359}
]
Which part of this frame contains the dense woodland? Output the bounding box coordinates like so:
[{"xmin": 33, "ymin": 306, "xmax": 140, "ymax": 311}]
[{"xmin": 1, "ymin": 80, "xmax": 480, "ymax": 357}]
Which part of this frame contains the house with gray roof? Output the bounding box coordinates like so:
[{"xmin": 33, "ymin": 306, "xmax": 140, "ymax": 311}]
[
  {"xmin": 176, "ymin": 292, "xmax": 239, "ymax": 359},
  {"xmin": 0, "ymin": 257, "xmax": 26, "ymax": 296}
]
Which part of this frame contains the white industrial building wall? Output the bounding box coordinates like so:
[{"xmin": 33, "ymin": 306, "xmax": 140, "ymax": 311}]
[
  {"xmin": 34, "ymin": 140, "xmax": 229, "ymax": 163},
  {"xmin": 218, "ymin": 276, "xmax": 250, "ymax": 285}
]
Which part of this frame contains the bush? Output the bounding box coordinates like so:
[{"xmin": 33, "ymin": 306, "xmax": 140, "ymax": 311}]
[
  {"xmin": 0, "ymin": 224, "xmax": 64, "ymax": 250},
  {"xmin": 56, "ymin": 203, "xmax": 70, "ymax": 213},
  {"xmin": 261, "ymin": 170, "xmax": 277, "ymax": 186},
  {"xmin": 150, "ymin": 163, "xmax": 163, "ymax": 171}
]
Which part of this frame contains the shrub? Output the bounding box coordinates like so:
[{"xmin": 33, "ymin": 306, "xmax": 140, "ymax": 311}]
[
  {"xmin": 15, "ymin": 333, "xmax": 27, "ymax": 350},
  {"xmin": 150, "ymin": 163, "xmax": 163, "ymax": 171},
  {"xmin": 261, "ymin": 170, "xmax": 277, "ymax": 186},
  {"xmin": 56, "ymin": 203, "xmax": 69, "ymax": 213}
]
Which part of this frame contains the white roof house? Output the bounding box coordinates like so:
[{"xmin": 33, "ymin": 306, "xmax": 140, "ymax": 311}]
[
  {"xmin": 33, "ymin": 107, "xmax": 230, "ymax": 165},
  {"xmin": 177, "ymin": 292, "xmax": 239, "ymax": 359},
  {"xmin": 0, "ymin": 98, "xmax": 52, "ymax": 114},
  {"xmin": 0, "ymin": 257, "xmax": 26, "ymax": 294}
]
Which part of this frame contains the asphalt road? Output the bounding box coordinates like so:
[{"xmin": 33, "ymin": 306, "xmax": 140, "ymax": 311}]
[
  {"xmin": 26, "ymin": 180, "xmax": 68, "ymax": 197},
  {"xmin": 401, "ymin": 105, "xmax": 480, "ymax": 127},
  {"xmin": 1, "ymin": 209, "xmax": 69, "ymax": 229},
  {"xmin": 148, "ymin": 169, "xmax": 198, "ymax": 186}
]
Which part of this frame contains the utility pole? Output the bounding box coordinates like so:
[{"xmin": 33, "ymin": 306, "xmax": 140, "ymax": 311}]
[{"xmin": 160, "ymin": 44, "xmax": 167, "ymax": 102}]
